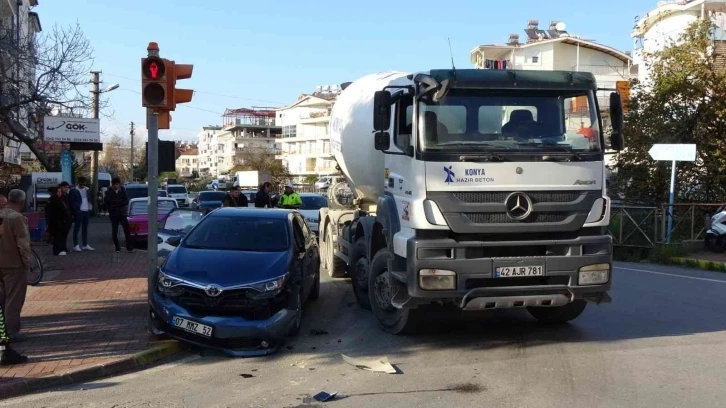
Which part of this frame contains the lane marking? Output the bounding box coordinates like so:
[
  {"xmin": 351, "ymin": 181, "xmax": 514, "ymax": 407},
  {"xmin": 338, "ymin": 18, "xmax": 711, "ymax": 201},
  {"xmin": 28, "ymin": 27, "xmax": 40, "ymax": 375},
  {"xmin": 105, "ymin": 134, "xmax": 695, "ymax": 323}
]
[{"xmin": 616, "ymin": 266, "xmax": 726, "ymax": 284}]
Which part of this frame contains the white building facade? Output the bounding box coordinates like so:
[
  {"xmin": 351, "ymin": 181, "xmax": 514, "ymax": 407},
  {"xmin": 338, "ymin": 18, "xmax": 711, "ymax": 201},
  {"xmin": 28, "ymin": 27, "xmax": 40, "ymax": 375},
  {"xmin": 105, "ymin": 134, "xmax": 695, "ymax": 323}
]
[
  {"xmin": 0, "ymin": 0, "xmax": 41, "ymax": 164},
  {"xmin": 632, "ymin": 0, "xmax": 726, "ymax": 87},
  {"xmin": 275, "ymin": 88, "xmax": 340, "ymax": 184},
  {"xmin": 176, "ymin": 146, "xmax": 199, "ymax": 178}
]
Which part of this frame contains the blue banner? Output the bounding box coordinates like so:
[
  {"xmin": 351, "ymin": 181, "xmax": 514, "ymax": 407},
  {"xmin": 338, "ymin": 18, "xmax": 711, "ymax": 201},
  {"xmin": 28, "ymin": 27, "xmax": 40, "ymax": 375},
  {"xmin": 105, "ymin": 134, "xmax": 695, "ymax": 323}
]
[{"xmin": 61, "ymin": 150, "xmax": 73, "ymax": 183}]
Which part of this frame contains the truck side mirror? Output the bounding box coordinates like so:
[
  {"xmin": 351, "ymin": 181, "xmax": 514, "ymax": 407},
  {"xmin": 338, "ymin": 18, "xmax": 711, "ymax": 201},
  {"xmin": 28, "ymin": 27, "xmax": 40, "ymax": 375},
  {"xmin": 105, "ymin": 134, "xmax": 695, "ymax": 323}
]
[
  {"xmin": 609, "ymin": 92, "xmax": 624, "ymax": 151},
  {"xmin": 374, "ymin": 132, "xmax": 390, "ymax": 151},
  {"xmin": 373, "ymin": 91, "xmax": 392, "ymax": 131}
]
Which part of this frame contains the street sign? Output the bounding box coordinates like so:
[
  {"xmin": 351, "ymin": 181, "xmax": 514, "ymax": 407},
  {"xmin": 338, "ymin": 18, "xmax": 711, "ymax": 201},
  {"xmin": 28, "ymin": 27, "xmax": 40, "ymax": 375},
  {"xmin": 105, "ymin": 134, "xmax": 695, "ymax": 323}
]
[
  {"xmin": 648, "ymin": 143, "xmax": 697, "ymax": 244},
  {"xmin": 43, "ymin": 117, "xmax": 100, "ymax": 143},
  {"xmin": 648, "ymin": 143, "xmax": 696, "ymax": 162}
]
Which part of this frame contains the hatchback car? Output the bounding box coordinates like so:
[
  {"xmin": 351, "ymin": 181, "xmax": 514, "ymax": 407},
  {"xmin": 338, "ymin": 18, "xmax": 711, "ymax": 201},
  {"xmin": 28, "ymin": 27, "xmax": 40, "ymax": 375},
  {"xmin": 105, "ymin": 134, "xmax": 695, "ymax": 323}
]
[{"xmin": 149, "ymin": 208, "xmax": 321, "ymax": 356}]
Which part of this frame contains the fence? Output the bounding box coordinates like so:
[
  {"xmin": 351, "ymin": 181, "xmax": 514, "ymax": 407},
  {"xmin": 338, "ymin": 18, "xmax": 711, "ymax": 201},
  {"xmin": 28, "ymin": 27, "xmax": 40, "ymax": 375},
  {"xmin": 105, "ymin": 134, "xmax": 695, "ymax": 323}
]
[{"xmin": 609, "ymin": 203, "xmax": 723, "ymax": 248}]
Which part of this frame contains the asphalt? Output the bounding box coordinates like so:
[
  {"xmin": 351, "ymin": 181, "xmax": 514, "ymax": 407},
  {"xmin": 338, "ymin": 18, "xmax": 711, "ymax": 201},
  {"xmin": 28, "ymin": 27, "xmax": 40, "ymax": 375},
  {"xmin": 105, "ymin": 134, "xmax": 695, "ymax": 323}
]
[{"xmin": 3, "ymin": 262, "xmax": 726, "ymax": 408}]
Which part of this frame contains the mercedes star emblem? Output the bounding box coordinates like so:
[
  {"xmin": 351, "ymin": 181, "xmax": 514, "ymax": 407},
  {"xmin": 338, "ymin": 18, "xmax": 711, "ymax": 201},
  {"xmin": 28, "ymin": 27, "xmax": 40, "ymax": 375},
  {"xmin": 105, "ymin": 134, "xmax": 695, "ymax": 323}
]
[
  {"xmin": 516, "ymin": 167, "xmax": 523, "ymax": 174},
  {"xmin": 204, "ymin": 284, "xmax": 223, "ymax": 297},
  {"xmin": 505, "ymin": 192, "xmax": 533, "ymax": 221}
]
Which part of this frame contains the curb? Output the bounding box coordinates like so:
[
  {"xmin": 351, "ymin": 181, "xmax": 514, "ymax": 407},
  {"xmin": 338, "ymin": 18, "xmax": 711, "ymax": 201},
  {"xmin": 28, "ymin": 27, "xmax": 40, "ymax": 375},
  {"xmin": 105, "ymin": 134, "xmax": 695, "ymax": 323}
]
[
  {"xmin": 669, "ymin": 257, "xmax": 726, "ymax": 273},
  {"xmin": 0, "ymin": 341, "xmax": 186, "ymax": 400}
]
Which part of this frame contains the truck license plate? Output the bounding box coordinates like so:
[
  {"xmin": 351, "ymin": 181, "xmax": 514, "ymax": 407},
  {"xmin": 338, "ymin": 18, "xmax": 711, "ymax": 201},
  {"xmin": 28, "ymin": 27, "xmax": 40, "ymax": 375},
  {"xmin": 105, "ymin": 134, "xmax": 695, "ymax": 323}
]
[{"xmin": 495, "ymin": 266, "xmax": 544, "ymax": 278}]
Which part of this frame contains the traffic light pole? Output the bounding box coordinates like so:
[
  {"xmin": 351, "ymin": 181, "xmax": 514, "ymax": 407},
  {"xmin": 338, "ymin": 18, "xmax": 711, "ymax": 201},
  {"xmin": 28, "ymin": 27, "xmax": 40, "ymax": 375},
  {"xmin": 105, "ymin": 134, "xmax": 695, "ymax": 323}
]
[{"xmin": 146, "ymin": 44, "xmax": 160, "ymax": 298}]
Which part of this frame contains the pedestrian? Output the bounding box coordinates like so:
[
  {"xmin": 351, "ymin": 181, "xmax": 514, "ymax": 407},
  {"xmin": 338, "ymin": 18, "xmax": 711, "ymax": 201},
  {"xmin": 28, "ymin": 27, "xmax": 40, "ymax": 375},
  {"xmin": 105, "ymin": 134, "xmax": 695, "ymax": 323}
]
[
  {"xmin": 97, "ymin": 189, "xmax": 106, "ymax": 216},
  {"xmin": 0, "ymin": 194, "xmax": 6, "ymax": 209},
  {"xmin": 0, "ymin": 216, "xmax": 28, "ymax": 365},
  {"xmin": 58, "ymin": 182, "xmax": 73, "ymax": 247},
  {"xmin": 278, "ymin": 183, "xmax": 303, "ymax": 209},
  {"xmin": 70, "ymin": 176, "xmax": 94, "ymax": 252},
  {"xmin": 0, "ymin": 189, "xmax": 31, "ymax": 342},
  {"xmin": 105, "ymin": 177, "xmax": 134, "ymax": 253},
  {"xmin": 222, "ymin": 186, "xmax": 248, "ymax": 207},
  {"xmin": 255, "ymin": 182, "xmax": 273, "ymax": 208},
  {"xmin": 45, "ymin": 187, "xmax": 71, "ymax": 256}
]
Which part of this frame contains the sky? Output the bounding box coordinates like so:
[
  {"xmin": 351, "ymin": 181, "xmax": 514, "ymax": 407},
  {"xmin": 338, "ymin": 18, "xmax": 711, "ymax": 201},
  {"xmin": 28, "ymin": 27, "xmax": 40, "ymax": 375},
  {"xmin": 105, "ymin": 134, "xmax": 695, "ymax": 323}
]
[{"xmin": 38, "ymin": 0, "xmax": 657, "ymax": 142}]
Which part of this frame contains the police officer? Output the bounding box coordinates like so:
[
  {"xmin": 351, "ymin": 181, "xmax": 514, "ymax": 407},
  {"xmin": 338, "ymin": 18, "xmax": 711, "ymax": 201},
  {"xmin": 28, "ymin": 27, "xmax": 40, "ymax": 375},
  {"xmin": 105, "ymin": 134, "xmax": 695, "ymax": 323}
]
[{"xmin": 278, "ymin": 183, "xmax": 302, "ymax": 209}]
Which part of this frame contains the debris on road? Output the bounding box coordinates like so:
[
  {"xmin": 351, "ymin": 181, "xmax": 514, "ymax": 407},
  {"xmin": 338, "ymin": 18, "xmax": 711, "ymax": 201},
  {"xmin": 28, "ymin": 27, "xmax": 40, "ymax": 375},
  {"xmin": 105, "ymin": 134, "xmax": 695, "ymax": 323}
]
[
  {"xmin": 303, "ymin": 391, "xmax": 338, "ymax": 403},
  {"xmin": 310, "ymin": 329, "xmax": 329, "ymax": 335},
  {"xmin": 239, "ymin": 374, "xmax": 255, "ymax": 378},
  {"xmin": 341, "ymin": 354, "xmax": 397, "ymax": 374}
]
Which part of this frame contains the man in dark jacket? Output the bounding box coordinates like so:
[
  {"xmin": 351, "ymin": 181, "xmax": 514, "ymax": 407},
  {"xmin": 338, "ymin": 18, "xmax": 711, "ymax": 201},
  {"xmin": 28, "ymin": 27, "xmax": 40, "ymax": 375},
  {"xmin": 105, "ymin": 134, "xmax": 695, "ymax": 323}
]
[
  {"xmin": 254, "ymin": 182, "xmax": 273, "ymax": 208},
  {"xmin": 58, "ymin": 182, "xmax": 74, "ymax": 245},
  {"xmin": 104, "ymin": 178, "xmax": 134, "ymax": 253},
  {"xmin": 222, "ymin": 186, "xmax": 248, "ymax": 207}
]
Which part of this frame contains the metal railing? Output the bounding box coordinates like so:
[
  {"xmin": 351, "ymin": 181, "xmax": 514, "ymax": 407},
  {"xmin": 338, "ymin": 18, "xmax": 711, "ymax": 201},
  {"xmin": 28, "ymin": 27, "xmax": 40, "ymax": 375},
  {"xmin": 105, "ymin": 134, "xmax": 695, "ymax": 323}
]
[{"xmin": 609, "ymin": 203, "xmax": 723, "ymax": 248}]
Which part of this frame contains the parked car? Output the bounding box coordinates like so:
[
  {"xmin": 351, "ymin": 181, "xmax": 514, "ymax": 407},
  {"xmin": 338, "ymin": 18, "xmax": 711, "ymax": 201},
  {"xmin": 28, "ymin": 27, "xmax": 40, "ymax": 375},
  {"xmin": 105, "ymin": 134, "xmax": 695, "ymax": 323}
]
[
  {"xmin": 149, "ymin": 208, "xmax": 320, "ymax": 356},
  {"xmin": 242, "ymin": 190, "xmax": 257, "ymax": 207},
  {"xmin": 128, "ymin": 197, "xmax": 179, "ymax": 242},
  {"xmin": 297, "ymin": 193, "xmax": 328, "ymax": 235},
  {"xmin": 125, "ymin": 183, "xmax": 149, "ymax": 200},
  {"xmin": 157, "ymin": 208, "xmax": 206, "ymax": 259},
  {"xmin": 158, "ymin": 190, "xmax": 168, "ymax": 197},
  {"xmin": 191, "ymin": 191, "xmax": 225, "ymax": 210},
  {"xmin": 166, "ymin": 184, "xmax": 190, "ymax": 208}
]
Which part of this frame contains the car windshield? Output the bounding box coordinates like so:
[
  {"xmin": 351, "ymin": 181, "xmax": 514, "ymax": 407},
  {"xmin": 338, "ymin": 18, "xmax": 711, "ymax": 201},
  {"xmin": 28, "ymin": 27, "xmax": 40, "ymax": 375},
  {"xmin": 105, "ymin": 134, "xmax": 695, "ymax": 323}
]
[
  {"xmin": 126, "ymin": 187, "xmax": 148, "ymax": 200},
  {"xmin": 300, "ymin": 195, "xmax": 328, "ymax": 210},
  {"xmin": 167, "ymin": 186, "xmax": 187, "ymax": 194},
  {"xmin": 417, "ymin": 89, "xmax": 601, "ymax": 153},
  {"xmin": 129, "ymin": 200, "xmax": 177, "ymax": 216},
  {"xmin": 199, "ymin": 191, "xmax": 225, "ymax": 201},
  {"xmin": 183, "ymin": 216, "xmax": 289, "ymax": 252},
  {"xmin": 158, "ymin": 191, "xmax": 167, "ymax": 197},
  {"xmin": 160, "ymin": 209, "xmax": 204, "ymax": 235}
]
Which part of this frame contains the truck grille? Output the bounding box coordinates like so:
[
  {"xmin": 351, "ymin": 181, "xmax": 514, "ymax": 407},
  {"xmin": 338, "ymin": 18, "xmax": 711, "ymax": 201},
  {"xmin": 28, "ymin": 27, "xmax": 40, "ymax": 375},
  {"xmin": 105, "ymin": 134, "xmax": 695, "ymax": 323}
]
[
  {"xmin": 454, "ymin": 191, "xmax": 582, "ymax": 204},
  {"xmin": 465, "ymin": 212, "xmax": 569, "ymax": 224}
]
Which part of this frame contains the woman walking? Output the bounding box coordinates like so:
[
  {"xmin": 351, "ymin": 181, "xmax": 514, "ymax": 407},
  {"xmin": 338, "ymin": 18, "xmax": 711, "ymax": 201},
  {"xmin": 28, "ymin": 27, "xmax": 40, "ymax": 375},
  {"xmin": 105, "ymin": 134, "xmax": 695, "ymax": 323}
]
[{"xmin": 45, "ymin": 187, "xmax": 71, "ymax": 256}]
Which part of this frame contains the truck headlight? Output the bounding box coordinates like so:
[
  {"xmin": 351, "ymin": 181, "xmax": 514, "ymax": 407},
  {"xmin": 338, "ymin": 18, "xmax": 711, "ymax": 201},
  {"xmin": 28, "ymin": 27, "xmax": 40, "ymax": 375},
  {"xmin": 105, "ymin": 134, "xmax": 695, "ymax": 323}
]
[
  {"xmin": 419, "ymin": 269, "xmax": 456, "ymax": 290},
  {"xmin": 578, "ymin": 263, "xmax": 610, "ymax": 285}
]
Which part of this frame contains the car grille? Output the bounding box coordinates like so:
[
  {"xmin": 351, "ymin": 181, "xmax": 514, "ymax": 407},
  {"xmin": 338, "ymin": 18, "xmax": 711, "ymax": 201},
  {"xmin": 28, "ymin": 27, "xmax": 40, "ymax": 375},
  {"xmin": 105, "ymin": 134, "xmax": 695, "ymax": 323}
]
[{"xmin": 168, "ymin": 287, "xmax": 284, "ymax": 320}]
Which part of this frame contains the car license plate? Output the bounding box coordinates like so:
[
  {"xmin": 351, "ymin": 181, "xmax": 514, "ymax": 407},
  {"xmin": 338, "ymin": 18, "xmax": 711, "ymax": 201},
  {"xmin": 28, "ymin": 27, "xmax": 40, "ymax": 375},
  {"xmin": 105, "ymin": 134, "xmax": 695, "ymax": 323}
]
[
  {"xmin": 173, "ymin": 316, "xmax": 213, "ymax": 338},
  {"xmin": 495, "ymin": 265, "xmax": 544, "ymax": 278}
]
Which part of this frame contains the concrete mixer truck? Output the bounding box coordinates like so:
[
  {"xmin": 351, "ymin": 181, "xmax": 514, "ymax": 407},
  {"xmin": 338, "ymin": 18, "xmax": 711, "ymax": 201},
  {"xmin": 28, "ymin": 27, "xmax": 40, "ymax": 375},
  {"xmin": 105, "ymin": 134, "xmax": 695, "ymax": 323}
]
[{"xmin": 318, "ymin": 69, "xmax": 624, "ymax": 334}]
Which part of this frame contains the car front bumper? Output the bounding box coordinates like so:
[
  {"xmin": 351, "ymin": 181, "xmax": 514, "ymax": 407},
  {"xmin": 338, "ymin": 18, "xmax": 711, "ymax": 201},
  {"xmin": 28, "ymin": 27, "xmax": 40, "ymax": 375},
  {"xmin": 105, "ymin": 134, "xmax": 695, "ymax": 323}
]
[{"xmin": 149, "ymin": 290, "xmax": 297, "ymax": 357}]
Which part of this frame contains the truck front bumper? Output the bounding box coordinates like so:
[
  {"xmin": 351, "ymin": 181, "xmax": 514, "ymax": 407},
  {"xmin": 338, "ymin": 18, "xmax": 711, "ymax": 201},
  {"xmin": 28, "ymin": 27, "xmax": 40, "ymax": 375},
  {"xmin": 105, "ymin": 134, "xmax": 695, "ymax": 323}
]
[{"xmin": 391, "ymin": 234, "xmax": 612, "ymax": 310}]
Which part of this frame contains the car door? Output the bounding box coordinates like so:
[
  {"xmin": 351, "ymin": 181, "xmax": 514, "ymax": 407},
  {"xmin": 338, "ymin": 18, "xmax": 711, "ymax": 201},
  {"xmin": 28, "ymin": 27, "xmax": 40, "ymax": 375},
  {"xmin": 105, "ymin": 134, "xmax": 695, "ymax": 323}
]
[
  {"xmin": 157, "ymin": 209, "xmax": 205, "ymax": 259},
  {"xmin": 292, "ymin": 215, "xmax": 313, "ymax": 296}
]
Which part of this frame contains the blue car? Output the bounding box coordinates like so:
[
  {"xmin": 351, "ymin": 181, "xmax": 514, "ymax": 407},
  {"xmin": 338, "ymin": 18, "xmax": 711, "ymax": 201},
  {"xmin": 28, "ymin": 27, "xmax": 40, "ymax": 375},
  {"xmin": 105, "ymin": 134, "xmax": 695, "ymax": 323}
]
[
  {"xmin": 148, "ymin": 208, "xmax": 321, "ymax": 356},
  {"xmin": 191, "ymin": 190, "xmax": 226, "ymax": 211}
]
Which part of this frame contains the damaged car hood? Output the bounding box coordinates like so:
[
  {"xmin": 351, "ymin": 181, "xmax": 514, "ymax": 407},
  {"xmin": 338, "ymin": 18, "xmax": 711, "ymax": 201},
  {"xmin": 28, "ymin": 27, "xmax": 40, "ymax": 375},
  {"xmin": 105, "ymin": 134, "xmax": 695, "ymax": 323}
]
[{"xmin": 163, "ymin": 247, "xmax": 290, "ymax": 287}]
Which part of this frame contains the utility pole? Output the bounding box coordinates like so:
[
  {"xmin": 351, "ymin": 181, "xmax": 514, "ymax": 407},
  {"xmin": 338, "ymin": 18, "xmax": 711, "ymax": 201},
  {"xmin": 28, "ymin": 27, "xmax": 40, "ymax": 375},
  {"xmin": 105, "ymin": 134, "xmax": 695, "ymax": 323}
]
[
  {"xmin": 90, "ymin": 71, "xmax": 101, "ymax": 216},
  {"xmin": 129, "ymin": 121, "xmax": 135, "ymax": 181}
]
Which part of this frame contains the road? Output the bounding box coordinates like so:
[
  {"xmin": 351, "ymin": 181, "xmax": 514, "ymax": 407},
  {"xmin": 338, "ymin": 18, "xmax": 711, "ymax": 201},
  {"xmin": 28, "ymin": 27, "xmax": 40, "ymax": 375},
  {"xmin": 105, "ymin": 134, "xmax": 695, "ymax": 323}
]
[{"xmin": 4, "ymin": 262, "xmax": 726, "ymax": 408}]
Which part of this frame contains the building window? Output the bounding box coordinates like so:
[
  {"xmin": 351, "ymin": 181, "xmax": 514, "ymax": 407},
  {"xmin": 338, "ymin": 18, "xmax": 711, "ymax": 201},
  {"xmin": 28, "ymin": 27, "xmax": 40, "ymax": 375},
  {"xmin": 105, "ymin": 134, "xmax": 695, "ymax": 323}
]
[
  {"xmin": 283, "ymin": 125, "xmax": 297, "ymax": 138},
  {"xmin": 531, "ymin": 56, "xmax": 539, "ymax": 63}
]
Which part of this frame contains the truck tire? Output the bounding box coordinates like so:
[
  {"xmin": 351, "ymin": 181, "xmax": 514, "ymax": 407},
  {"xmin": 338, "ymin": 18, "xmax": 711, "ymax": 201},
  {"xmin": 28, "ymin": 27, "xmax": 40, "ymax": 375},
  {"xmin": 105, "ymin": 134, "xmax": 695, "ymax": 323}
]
[
  {"xmin": 368, "ymin": 249, "xmax": 422, "ymax": 334},
  {"xmin": 349, "ymin": 238, "xmax": 371, "ymax": 310},
  {"xmin": 323, "ymin": 223, "xmax": 347, "ymax": 278},
  {"xmin": 526, "ymin": 299, "xmax": 587, "ymax": 324}
]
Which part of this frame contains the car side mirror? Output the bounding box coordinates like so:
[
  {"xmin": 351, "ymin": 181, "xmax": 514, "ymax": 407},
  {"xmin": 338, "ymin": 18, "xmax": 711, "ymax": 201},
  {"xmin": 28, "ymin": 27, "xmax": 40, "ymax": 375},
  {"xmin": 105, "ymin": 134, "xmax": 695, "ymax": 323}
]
[
  {"xmin": 373, "ymin": 90, "xmax": 392, "ymax": 131},
  {"xmin": 167, "ymin": 236, "xmax": 182, "ymax": 247},
  {"xmin": 374, "ymin": 132, "xmax": 390, "ymax": 151},
  {"xmin": 609, "ymin": 92, "xmax": 624, "ymax": 151}
]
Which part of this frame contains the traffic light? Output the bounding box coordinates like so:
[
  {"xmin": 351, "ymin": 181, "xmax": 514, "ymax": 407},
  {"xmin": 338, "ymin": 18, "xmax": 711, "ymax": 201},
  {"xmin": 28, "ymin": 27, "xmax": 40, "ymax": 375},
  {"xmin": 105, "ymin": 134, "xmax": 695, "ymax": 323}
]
[
  {"xmin": 166, "ymin": 60, "xmax": 194, "ymax": 111},
  {"xmin": 141, "ymin": 56, "xmax": 168, "ymax": 108}
]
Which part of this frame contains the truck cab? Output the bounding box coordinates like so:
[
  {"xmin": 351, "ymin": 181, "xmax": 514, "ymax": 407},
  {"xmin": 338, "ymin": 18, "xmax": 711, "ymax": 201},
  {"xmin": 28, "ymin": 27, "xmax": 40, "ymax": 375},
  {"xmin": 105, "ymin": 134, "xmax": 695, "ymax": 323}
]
[{"xmin": 321, "ymin": 69, "xmax": 625, "ymax": 334}]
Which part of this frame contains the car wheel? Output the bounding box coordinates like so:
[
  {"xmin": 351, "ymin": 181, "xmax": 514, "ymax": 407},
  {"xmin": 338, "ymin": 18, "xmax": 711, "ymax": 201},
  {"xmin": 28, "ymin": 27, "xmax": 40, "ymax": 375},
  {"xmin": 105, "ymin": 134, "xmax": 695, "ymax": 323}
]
[{"xmin": 289, "ymin": 288, "xmax": 304, "ymax": 337}]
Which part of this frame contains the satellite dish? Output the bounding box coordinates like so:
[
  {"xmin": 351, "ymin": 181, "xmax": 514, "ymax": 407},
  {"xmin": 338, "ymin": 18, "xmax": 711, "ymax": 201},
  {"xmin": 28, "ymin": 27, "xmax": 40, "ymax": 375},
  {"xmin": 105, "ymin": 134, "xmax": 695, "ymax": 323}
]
[{"xmin": 555, "ymin": 22, "xmax": 566, "ymax": 31}]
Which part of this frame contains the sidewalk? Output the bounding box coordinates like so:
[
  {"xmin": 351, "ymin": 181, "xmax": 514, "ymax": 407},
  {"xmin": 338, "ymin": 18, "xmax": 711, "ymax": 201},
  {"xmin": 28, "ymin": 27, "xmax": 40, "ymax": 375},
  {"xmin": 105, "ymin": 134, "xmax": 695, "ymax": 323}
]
[{"xmin": 0, "ymin": 217, "xmax": 183, "ymax": 398}]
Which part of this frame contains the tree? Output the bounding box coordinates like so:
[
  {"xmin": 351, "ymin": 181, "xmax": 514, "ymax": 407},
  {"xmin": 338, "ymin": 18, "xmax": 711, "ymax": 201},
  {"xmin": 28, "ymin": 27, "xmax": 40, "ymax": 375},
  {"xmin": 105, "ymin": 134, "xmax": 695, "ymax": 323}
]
[
  {"xmin": 101, "ymin": 135, "xmax": 131, "ymax": 181},
  {"xmin": 231, "ymin": 148, "xmax": 291, "ymax": 186},
  {"xmin": 303, "ymin": 174, "xmax": 318, "ymax": 185},
  {"xmin": 0, "ymin": 23, "xmax": 98, "ymax": 170},
  {"xmin": 612, "ymin": 20, "xmax": 726, "ymax": 204}
]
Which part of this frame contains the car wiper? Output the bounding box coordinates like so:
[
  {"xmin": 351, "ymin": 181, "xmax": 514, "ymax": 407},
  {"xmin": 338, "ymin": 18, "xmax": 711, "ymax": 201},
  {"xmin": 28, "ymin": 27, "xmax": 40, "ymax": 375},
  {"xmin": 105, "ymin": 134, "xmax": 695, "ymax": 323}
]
[
  {"xmin": 540, "ymin": 153, "xmax": 582, "ymax": 162},
  {"xmin": 459, "ymin": 153, "xmax": 508, "ymax": 162},
  {"xmin": 515, "ymin": 142, "xmax": 585, "ymax": 161}
]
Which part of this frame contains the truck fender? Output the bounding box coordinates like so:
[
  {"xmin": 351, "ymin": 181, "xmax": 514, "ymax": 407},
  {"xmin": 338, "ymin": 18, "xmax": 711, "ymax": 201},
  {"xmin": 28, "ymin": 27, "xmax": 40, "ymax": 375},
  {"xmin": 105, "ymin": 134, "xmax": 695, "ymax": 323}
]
[
  {"xmin": 372, "ymin": 193, "xmax": 401, "ymax": 259},
  {"xmin": 351, "ymin": 216, "xmax": 376, "ymax": 251}
]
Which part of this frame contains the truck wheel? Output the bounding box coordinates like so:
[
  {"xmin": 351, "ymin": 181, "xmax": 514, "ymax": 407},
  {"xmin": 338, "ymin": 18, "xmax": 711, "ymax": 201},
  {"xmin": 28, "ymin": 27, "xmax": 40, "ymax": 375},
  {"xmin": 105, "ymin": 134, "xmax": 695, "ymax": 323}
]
[
  {"xmin": 349, "ymin": 238, "xmax": 371, "ymax": 310},
  {"xmin": 368, "ymin": 249, "xmax": 421, "ymax": 335},
  {"xmin": 527, "ymin": 299, "xmax": 587, "ymax": 324},
  {"xmin": 323, "ymin": 223, "xmax": 347, "ymax": 278}
]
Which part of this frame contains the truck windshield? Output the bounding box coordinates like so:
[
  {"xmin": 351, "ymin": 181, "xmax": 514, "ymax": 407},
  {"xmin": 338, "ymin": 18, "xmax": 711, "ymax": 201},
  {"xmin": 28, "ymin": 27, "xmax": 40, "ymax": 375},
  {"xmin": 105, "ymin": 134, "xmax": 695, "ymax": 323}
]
[{"xmin": 418, "ymin": 89, "xmax": 602, "ymax": 154}]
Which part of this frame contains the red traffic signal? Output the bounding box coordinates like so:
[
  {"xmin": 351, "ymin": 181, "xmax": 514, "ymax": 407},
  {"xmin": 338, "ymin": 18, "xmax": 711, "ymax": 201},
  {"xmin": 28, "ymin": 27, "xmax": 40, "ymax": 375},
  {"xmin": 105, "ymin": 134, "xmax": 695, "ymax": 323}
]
[{"xmin": 141, "ymin": 56, "xmax": 168, "ymax": 108}]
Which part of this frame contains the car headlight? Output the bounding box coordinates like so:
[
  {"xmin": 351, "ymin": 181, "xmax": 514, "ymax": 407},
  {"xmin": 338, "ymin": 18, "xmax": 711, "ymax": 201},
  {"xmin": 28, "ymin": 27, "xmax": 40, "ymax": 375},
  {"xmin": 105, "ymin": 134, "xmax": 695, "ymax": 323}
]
[
  {"xmin": 246, "ymin": 274, "xmax": 288, "ymax": 299},
  {"xmin": 157, "ymin": 270, "xmax": 185, "ymax": 296}
]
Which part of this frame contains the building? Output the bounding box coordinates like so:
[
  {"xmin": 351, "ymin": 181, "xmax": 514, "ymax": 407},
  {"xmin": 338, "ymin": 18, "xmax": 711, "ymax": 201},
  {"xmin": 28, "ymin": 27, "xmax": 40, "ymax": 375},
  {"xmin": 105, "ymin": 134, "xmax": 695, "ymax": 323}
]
[
  {"xmin": 176, "ymin": 143, "xmax": 199, "ymax": 178},
  {"xmin": 197, "ymin": 108, "xmax": 281, "ymax": 178},
  {"xmin": 632, "ymin": 0, "xmax": 726, "ymax": 86},
  {"xmin": 470, "ymin": 19, "xmax": 633, "ymax": 115},
  {"xmin": 0, "ymin": 0, "xmax": 41, "ymax": 164},
  {"xmin": 275, "ymin": 86, "xmax": 341, "ymax": 184}
]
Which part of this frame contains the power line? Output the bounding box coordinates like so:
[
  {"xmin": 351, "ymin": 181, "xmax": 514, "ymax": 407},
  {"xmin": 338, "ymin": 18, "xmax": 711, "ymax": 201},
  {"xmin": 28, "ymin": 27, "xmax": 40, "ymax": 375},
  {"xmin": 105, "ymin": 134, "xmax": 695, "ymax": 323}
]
[
  {"xmin": 117, "ymin": 88, "xmax": 225, "ymax": 115},
  {"xmin": 104, "ymin": 73, "xmax": 285, "ymax": 104}
]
